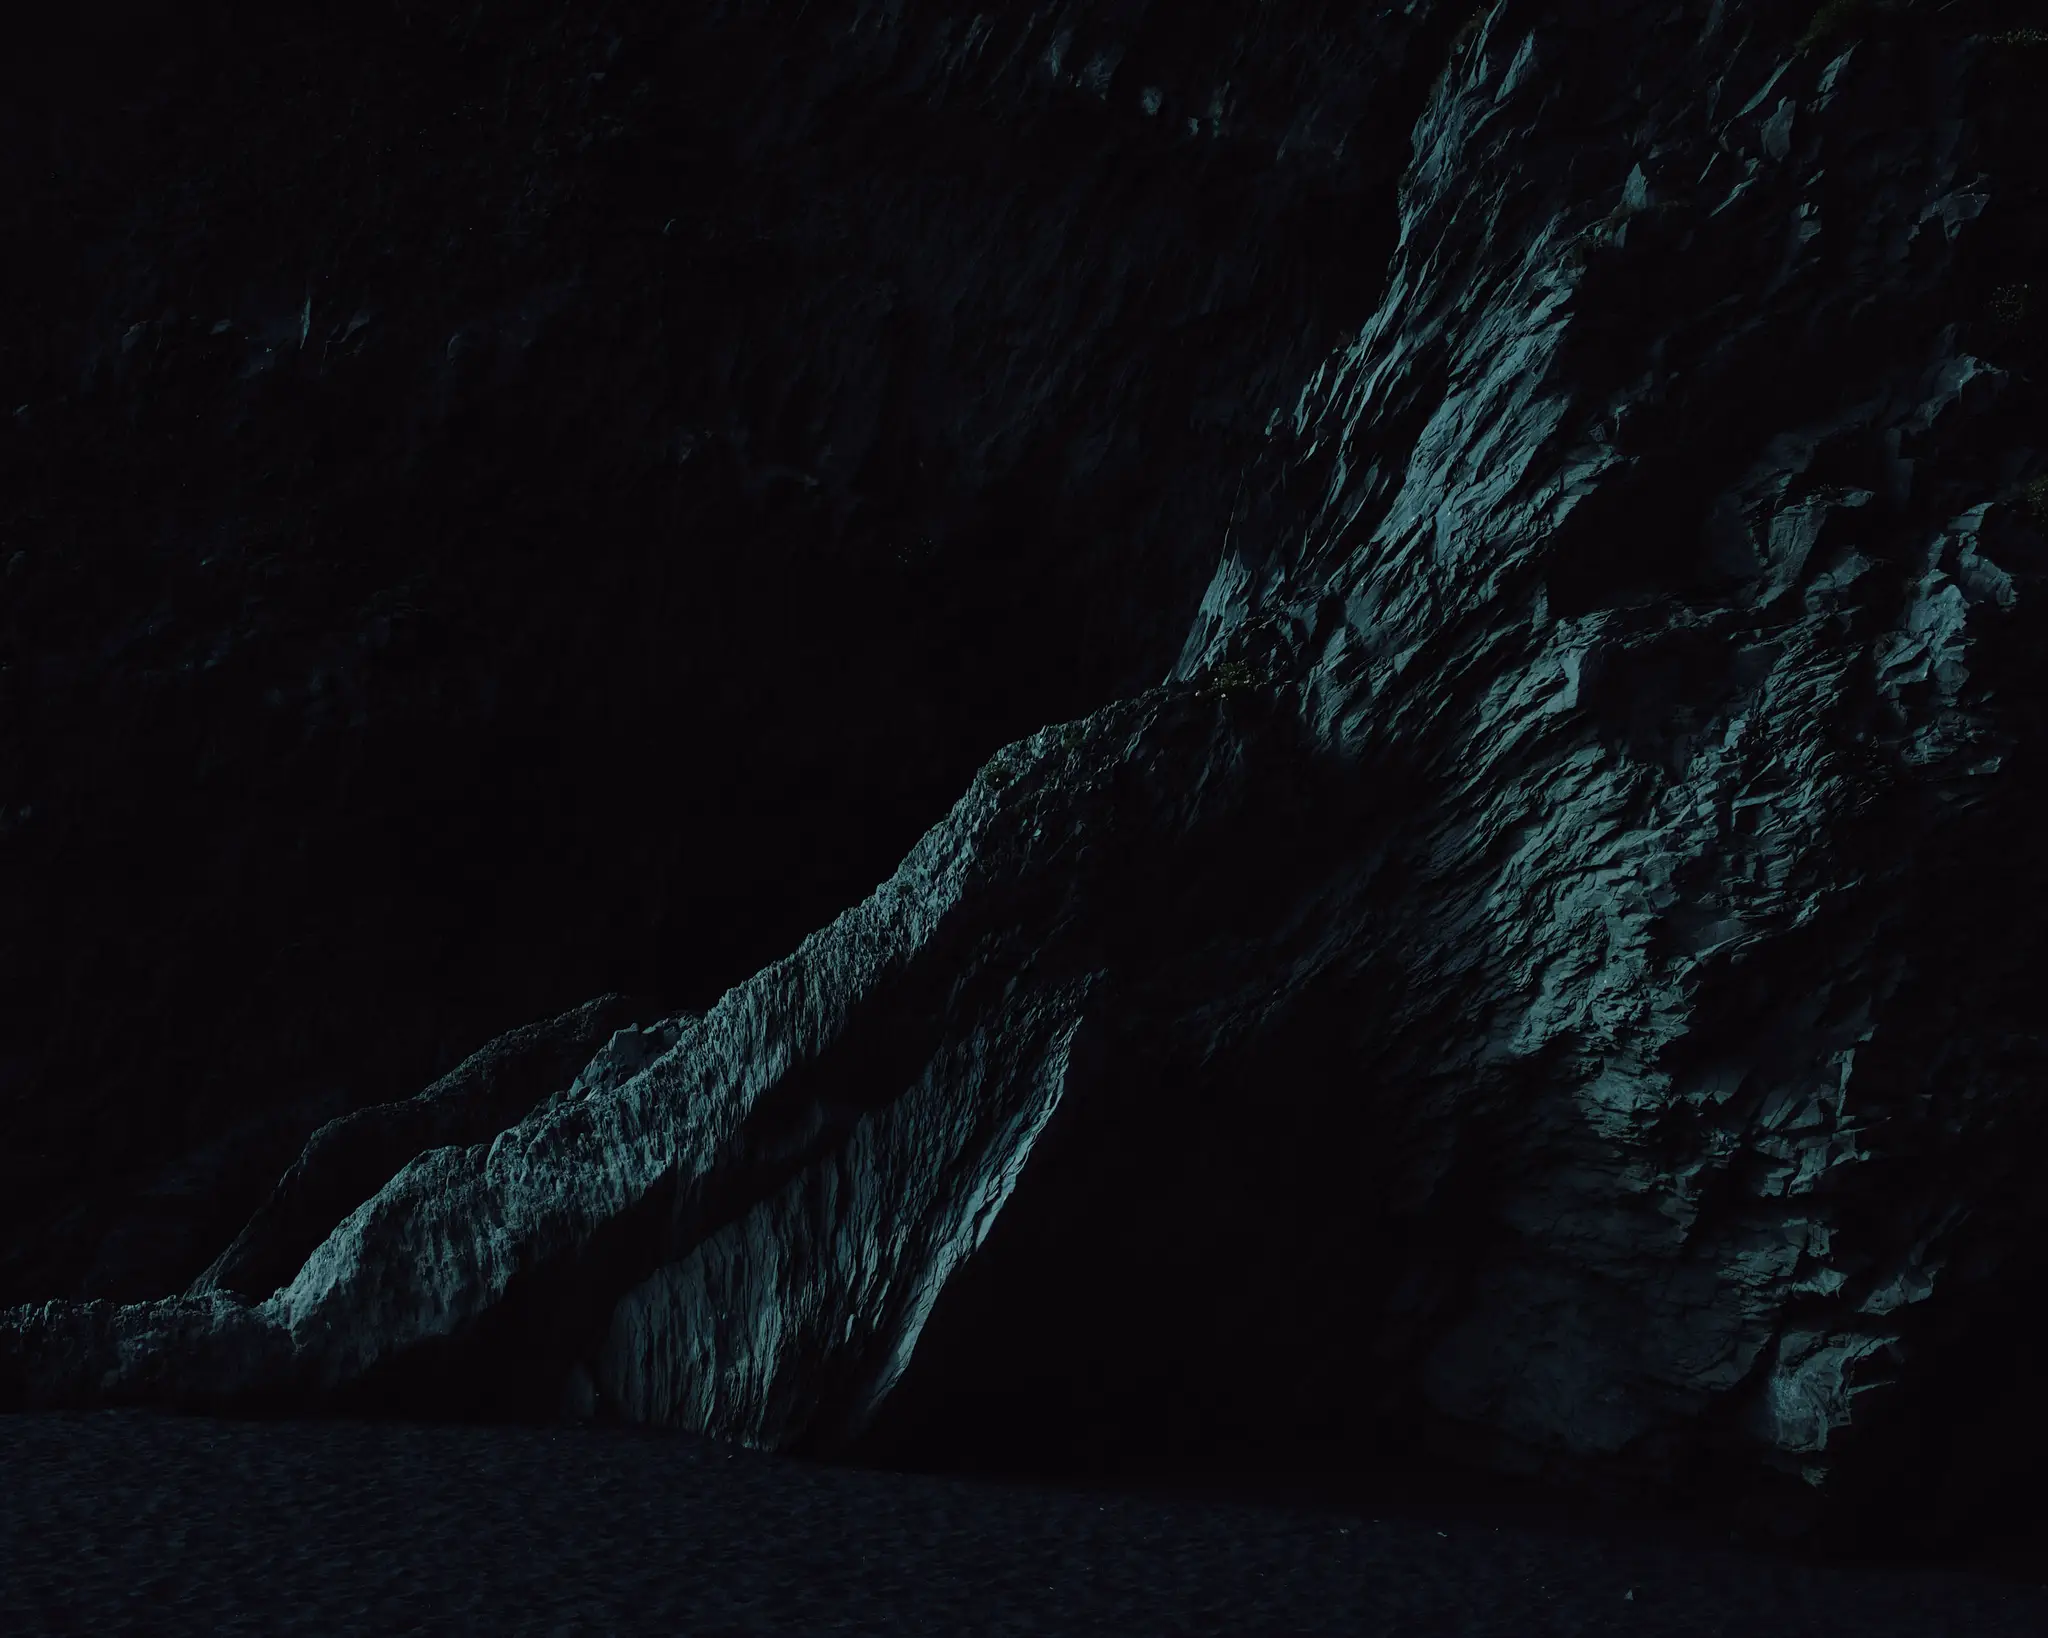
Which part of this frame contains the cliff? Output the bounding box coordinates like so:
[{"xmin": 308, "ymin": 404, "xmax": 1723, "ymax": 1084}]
[{"xmin": 7, "ymin": 0, "xmax": 2048, "ymax": 1555}]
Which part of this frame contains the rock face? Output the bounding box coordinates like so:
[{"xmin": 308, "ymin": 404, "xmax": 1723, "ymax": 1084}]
[
  {"xmin": 9, "ymin": 0, "xmax": 2048, "ymax": 1554},
  {"xmin": 192, "ymin": 994, "xmax": 656, "ymax": 1303},
  {"xmin": 0, "ymin": 0, "xmax": 1449, "ymax": 1302}
]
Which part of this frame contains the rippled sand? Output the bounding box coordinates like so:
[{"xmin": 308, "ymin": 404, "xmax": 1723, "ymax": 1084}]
[{"xmin": 3, "ymin": 1411, "xmax": 2043, "ymax": 1636}]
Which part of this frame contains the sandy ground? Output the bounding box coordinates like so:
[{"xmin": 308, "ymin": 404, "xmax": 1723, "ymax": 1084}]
[{"xmin": 3, "ymin": 1410, "xmax": 2044, "ymax": 1636}]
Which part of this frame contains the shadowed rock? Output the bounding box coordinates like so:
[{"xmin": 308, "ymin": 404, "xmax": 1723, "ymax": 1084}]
[
  {"xmin": 0, "ymin": 0, "xmax": 1459, "ymax": 1309},
  {"xmin": 9, "ymin": 0, "xmax": 2048, "ymax": 1560}
]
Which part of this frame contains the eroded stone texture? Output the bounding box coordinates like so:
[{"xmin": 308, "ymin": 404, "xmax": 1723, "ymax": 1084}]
[
  {"xmin": 193, "ymin": 994, "xmax": 659, "ymax": 1301},
  {"xmin": 8, "ymin": 0, "xmax": 2048, "ymax": 1548},
  {"xmin": 0, "ymin": 0, "xmax": 1457, "ymax": 1308}
]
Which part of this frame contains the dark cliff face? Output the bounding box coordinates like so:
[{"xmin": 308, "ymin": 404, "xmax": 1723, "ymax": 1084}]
[
  {"xmin": 8, "ymin": 0, "xmax": 2048, "ymax": 1564},
  {"xmin": 0, "ymin": 0, "xmax": 1448, "ymax": 1302}
]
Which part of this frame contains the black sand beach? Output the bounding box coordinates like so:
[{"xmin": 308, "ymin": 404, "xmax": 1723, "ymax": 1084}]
[{"xmin": 3, "ymin": 1411, "xmax": 2044, "ymax": 1636}]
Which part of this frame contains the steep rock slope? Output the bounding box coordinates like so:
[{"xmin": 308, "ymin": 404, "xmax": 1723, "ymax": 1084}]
[
  {"xmin": 191, "ymin": 993, "xmax": 654, "ymax": 1303},
  {"xmin": 0, "ymin": 0, "xmax": 1449, "ymax": 1302},
  {"xmin": 10, "ymin": 0, "xmax": 2048, "ymax": 1554}
]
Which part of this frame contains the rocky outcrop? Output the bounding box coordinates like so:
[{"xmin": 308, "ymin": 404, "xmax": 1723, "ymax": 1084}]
[
  {"xmin": 9, "ymin": 0, "xmax": 2048, "ymax": 1554},
  {"xmin": 192, "ymin": 994, "xmax": 660, "ymax": 1302},
  {"xmin": 0, "ymin": 0, "xmax": 1457, "ymax": 1304}
]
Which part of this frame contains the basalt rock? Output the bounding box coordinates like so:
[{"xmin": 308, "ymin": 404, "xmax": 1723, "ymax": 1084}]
[{"xmin": 9, "ymin": 0, "xmax": 2048, "ymax": 1557}]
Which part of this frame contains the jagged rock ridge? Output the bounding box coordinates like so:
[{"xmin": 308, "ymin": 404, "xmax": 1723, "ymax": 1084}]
[
  {"xmin": 0, "ymin": 0, "xmax": 1447, "ymax": 1303},
  {"xmin": 9, "ymin": 0, "xmax": 2048, "ymax": 1554}
]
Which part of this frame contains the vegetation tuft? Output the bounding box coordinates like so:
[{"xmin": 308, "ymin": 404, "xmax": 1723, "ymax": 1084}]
[
  {"xmin": 1989, "ymin": 283, "xmax": 2032, "ymax": 326},
  {"xmin": 1801, "ymin": 0, "xmax": 1875, "ymax": 52},
  {"xmin": 1197, "ymin": 658, "xmax": 1267, "ymax": 700},
  {"xmin": 2024, "ymin": 474, "xmax": 2048, "ymax": 529}
]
